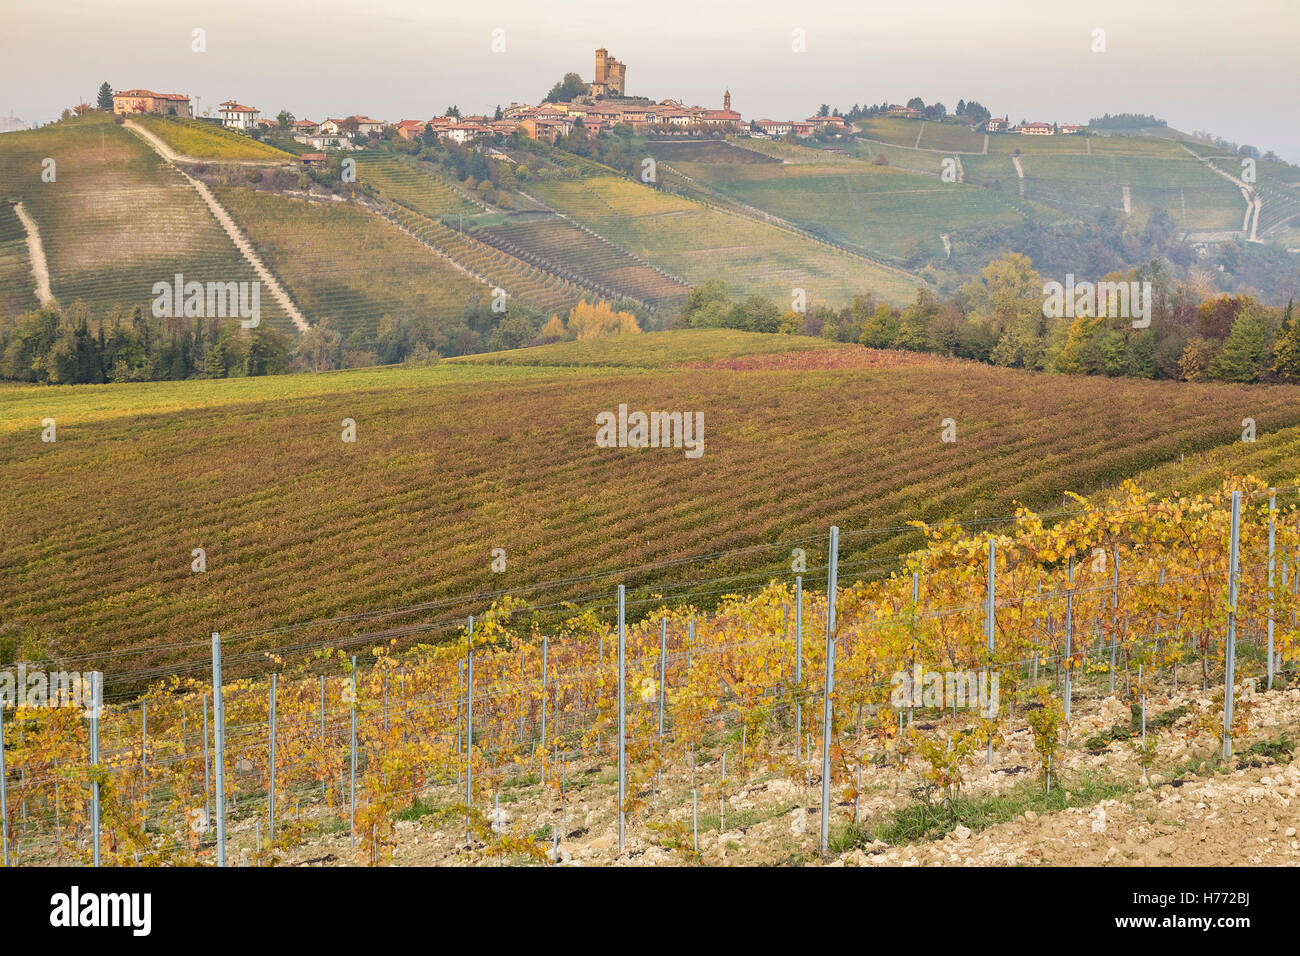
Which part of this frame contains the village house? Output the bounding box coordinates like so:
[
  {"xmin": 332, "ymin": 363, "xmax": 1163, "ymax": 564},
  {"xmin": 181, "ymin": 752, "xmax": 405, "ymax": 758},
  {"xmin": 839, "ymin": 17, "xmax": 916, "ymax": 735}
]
[
  {"xmin": 291, "ymin": 119, "xmax": 320, "ymax": 136},
  {"xmin": 1060, "ymin": 124, "xmax": 1084, "ymax": 135},
  {"xmin": 985, "ymin": 116, "xmax": 1009, "ymax": 132},
  {"xmin": 1017, "ymin": 121, "xmax": 1055, "ymax": 135},
  {"xmin": 218, "ymin": 100, "xmax": 260, "ymax": 130},
  {"xmin": 112, "ymin": 89, "xmax": 193, "ymax": 118},
  {"xmin": 393, "ymin": 119, "xmax": 426, "ymax": 140},
  {"xmin": 756, "ymin": 119, "xmax": 794, "ymax": 136},
  {"xmin": 346, "ymin": 115, "xmax": 385, "ymax": 136},
  {"xmin": 886, "ymin": 105, "xmax": 921, "ymax": 119},
  {"xmin": 806, "ymin": 115, "xmax": 847, "ymax": 131}
]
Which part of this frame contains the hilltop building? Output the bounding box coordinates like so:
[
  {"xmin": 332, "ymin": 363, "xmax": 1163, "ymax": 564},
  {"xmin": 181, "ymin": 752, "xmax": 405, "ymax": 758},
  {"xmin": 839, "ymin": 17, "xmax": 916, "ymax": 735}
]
[
  {"xmin": 112, "ymin": 89, "xmax": 192, "ymax": 118},
  {"xmin": 1018, "ymin": 121, "xmax": 1055, "ymax": 135},
  {"xmin": 591, "ymin": 48, "xmax": 627, "ymax": 97}
]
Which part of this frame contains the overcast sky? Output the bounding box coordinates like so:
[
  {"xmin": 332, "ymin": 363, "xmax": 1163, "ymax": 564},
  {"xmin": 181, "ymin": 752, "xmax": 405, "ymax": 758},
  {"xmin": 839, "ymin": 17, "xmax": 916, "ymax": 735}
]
[{"xmin": 4, "ymin": 0, "xmax": 1297, "ymax": 161}]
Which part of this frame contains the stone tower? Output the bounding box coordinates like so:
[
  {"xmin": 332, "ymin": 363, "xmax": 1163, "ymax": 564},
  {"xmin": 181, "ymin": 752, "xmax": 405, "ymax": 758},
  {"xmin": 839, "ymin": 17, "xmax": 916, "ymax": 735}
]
[
  {"xmin": 724, "ymin": 89, "xmax": 731, "ymax": 111},
  {"xmin": 593, "ymin": 47, "xmax": 625, "ymax": 97}
]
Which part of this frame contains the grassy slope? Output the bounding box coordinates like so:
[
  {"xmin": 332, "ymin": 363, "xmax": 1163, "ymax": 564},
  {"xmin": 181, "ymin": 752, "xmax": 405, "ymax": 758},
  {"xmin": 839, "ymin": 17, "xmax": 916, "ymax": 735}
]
[
  {"xmin": 526, "ymin": 173, "xmax": 923, "ymax": 307},
  {"xmin": 0, "ymin": 114, "xmax": 292, "ymax": 331},
  {"xmin": 132, "ymin": 114, "xmax": 295, "ymax": 162},
  {"xmin": 3, "ymin": 329, "xmax": 1298, "ymax": 668}
]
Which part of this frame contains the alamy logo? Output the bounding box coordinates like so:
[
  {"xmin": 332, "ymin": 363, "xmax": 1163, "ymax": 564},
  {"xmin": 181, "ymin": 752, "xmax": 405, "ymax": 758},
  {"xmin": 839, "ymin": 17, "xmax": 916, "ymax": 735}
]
[
  {"xmin": 890, "ymin": 665, "xmax": 1000, "ymax": 718},
  {"xmin": 1042, "ymin": 274, "xmax": 1152, "ymax": 328},
  {"xmin": 596, "ymin": 403, "xmax": 704, "ymax": 459},
  {"xmin": 152, "ymin": 273, "xmax": 261, "ymax": 328},
  {"xmin": 1, "ymin": 666, "xmax": 101, "ymax": 717},
  {"xmin": 50, "ymin": 886, "xmax": 151, "ymax": 936}
]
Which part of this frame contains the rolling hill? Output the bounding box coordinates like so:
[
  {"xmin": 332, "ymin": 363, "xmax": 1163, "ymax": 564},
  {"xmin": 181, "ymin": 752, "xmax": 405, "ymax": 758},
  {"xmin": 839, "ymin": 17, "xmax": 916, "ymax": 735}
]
[{"xmin": 0, "ymin": 114, "xmax": 295, "ymax": 333}]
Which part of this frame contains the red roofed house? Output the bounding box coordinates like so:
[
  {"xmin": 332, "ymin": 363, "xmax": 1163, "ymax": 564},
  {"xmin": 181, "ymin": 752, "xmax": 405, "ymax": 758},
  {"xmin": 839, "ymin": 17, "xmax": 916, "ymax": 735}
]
[{"xmin": 393, "ymin": 119, "xmax": 427, "ymax": 140}]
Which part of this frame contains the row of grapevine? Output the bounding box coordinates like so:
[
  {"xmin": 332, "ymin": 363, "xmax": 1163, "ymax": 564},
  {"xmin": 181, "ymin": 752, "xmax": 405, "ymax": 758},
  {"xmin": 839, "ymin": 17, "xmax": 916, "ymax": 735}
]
[{"xmin": 1, "ymin": 477, "xmax": 1296, "ymax": 865}]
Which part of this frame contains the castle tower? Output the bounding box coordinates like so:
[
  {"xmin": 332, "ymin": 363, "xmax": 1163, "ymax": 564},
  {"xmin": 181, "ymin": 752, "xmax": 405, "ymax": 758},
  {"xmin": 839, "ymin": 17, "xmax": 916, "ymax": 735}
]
[
  {"xmin": 724, "ymin": 89, "xmax": 731, "ymax": 112},
  {"xmin": 595, "ymin": 48, "xmax": 608, "ymax": 86}
]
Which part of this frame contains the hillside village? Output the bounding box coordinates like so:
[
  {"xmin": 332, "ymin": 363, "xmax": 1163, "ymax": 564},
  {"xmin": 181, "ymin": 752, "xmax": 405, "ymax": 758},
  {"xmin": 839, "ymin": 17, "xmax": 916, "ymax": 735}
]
[{"xmin": 103, "ymin": 47, "xmax": 1094, "ymax": 151}]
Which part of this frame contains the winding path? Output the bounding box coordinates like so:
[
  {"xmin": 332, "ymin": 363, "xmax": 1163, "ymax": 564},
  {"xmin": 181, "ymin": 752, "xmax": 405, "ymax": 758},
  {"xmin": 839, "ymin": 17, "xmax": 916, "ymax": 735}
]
[
  {"xmin": 124, "ymin": 120, "xmax": 310, "ymax": 332},
  {"xmin": 12, "ymin": 201, "xmax": 53, "ymax": 305}
]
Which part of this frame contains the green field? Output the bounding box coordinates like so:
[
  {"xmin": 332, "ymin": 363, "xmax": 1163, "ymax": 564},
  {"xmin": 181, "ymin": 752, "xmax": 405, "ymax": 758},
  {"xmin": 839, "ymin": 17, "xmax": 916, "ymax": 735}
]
[
  {"xmin": 3, "ymin": 328, "xmax": 1300, "ymax": 667},
  {"xmin": 0, "ymin": 115, "xmax": 293, "ymax": 331},
  {"xmin": 660, "ymin": 154, "xmax": 1028, "ymax": 258},
  {"xmin": 132, "ymin": 114, "xmax": 295, "ymax": 162}
]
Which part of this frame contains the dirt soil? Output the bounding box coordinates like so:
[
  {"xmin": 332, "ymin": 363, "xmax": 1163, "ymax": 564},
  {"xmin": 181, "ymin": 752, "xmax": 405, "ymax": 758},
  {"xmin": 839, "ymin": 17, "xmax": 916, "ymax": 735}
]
[{"xmin": 256, "ymin": 683, "xmax": 1300, "ymax": 868}]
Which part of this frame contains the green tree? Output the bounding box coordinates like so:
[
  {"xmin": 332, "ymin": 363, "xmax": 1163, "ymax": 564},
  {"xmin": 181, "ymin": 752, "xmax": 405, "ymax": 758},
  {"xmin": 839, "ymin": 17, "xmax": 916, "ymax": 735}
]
[
  {"xmin": 544, "ymin": 73, "xmax": 589, "ymax": 103},
  {"xmin": 96, "ymin": 82, "xmax": 113, "ymax": 111},
  {"xmin": 1270, "ymin": 300, "xmax": 1300, "ymax": 381},
  {"xmin": 276, "ymin": 110, "xmax": 294, "ymax": 133},
  {"xmin": 1210, "ymin": 305, "xmax": 1278, "ymax": 382}
]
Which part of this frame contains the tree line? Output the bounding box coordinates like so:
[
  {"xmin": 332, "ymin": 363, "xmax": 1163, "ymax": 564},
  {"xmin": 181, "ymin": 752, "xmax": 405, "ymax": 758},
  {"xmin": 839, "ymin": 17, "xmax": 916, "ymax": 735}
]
[{"xmin": 678, "ymin": 255, "xmax": 1300, "ymax": 384}]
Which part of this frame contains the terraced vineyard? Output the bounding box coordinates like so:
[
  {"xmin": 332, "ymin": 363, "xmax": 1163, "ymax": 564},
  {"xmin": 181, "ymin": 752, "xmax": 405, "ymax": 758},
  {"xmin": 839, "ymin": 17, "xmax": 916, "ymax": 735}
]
[
  {"xmin": 0, "ymin": 114, "xmax": 294, "ymax": 332},
  {"xmin": 213, "ymin": 187, "xmax": 489, "ymax": 339},
  {"xmin": 384, "ymin": 204, "xmax": 593, "ymax": 315},
  {"xmin": 0, "ymin": 201, "xmax": 37, "ymax": 317},
  {"xmin": 471, "ymin": 213, "xmax": 691, "ymax": 307},
  {"xmin": 527, "ymin": 174, "xmax": 923, "ymax": 305},
  {"xmin": 354, "ymin": 153, "xmax": 484, "ymax": 219},
  {"xmin": 131, "ymin": 114, "xmax": 295, "ymax": 162},
  {"xmin": 4, "ymin": 331, "xmax": 1300, "ymax": 669}
]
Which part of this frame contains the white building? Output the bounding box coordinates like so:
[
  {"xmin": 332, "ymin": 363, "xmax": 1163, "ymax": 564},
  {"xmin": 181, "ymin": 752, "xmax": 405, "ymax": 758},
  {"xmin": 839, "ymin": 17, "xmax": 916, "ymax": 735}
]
[{"xmin": 218, "ymin": 100, "xmax": 260, "ymax": 131}]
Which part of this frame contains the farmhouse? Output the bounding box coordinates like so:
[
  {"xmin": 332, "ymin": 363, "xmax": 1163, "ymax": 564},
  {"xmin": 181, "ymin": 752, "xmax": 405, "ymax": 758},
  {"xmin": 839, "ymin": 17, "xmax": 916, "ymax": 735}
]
[
  {"xmin": 112, "ymin": 89, "xmax": 193, "ymax": 118},
  {"xmin": 1018, "ymin": 121, "xmax": 1055, "ymax": 135},
  {"xmin": 985, "ymin": 116, "xmax": 1008, "ymax": 132},
  {"xmin": 886, "ymin": 105, "xmax": 921, "ymax": 119},
  {"xmin": 218, "ymin": 100, "xmax": 260, "ymax": 130}
]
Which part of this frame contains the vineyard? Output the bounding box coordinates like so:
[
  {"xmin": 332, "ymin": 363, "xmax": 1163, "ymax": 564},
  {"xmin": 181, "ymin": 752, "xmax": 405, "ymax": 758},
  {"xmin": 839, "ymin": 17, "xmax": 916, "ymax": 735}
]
[
  {"xmin": 525, "ymin": 174, "xmax": 923, "ymax": 305},
  {"xmin": 7, "ymin": 338, "xmax": 1300, "ymax": 672},
  {"xmin": 2, "ymin": 477, "xmax": 1297, "ymax": 866},
  {"xmin": 0, "ymin": 114, "xmax": 293, "ymax": 331},
  {"xmin": 211, "ymin": 187, "xmax": 491, "ymax": 339}
]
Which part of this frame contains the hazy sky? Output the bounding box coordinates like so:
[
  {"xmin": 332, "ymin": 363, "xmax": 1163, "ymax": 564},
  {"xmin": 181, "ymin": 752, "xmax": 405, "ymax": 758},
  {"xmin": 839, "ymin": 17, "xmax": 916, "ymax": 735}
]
[{"xmin": 4, "ymin": 0, "xmax": 1298, "ymax": 161}]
